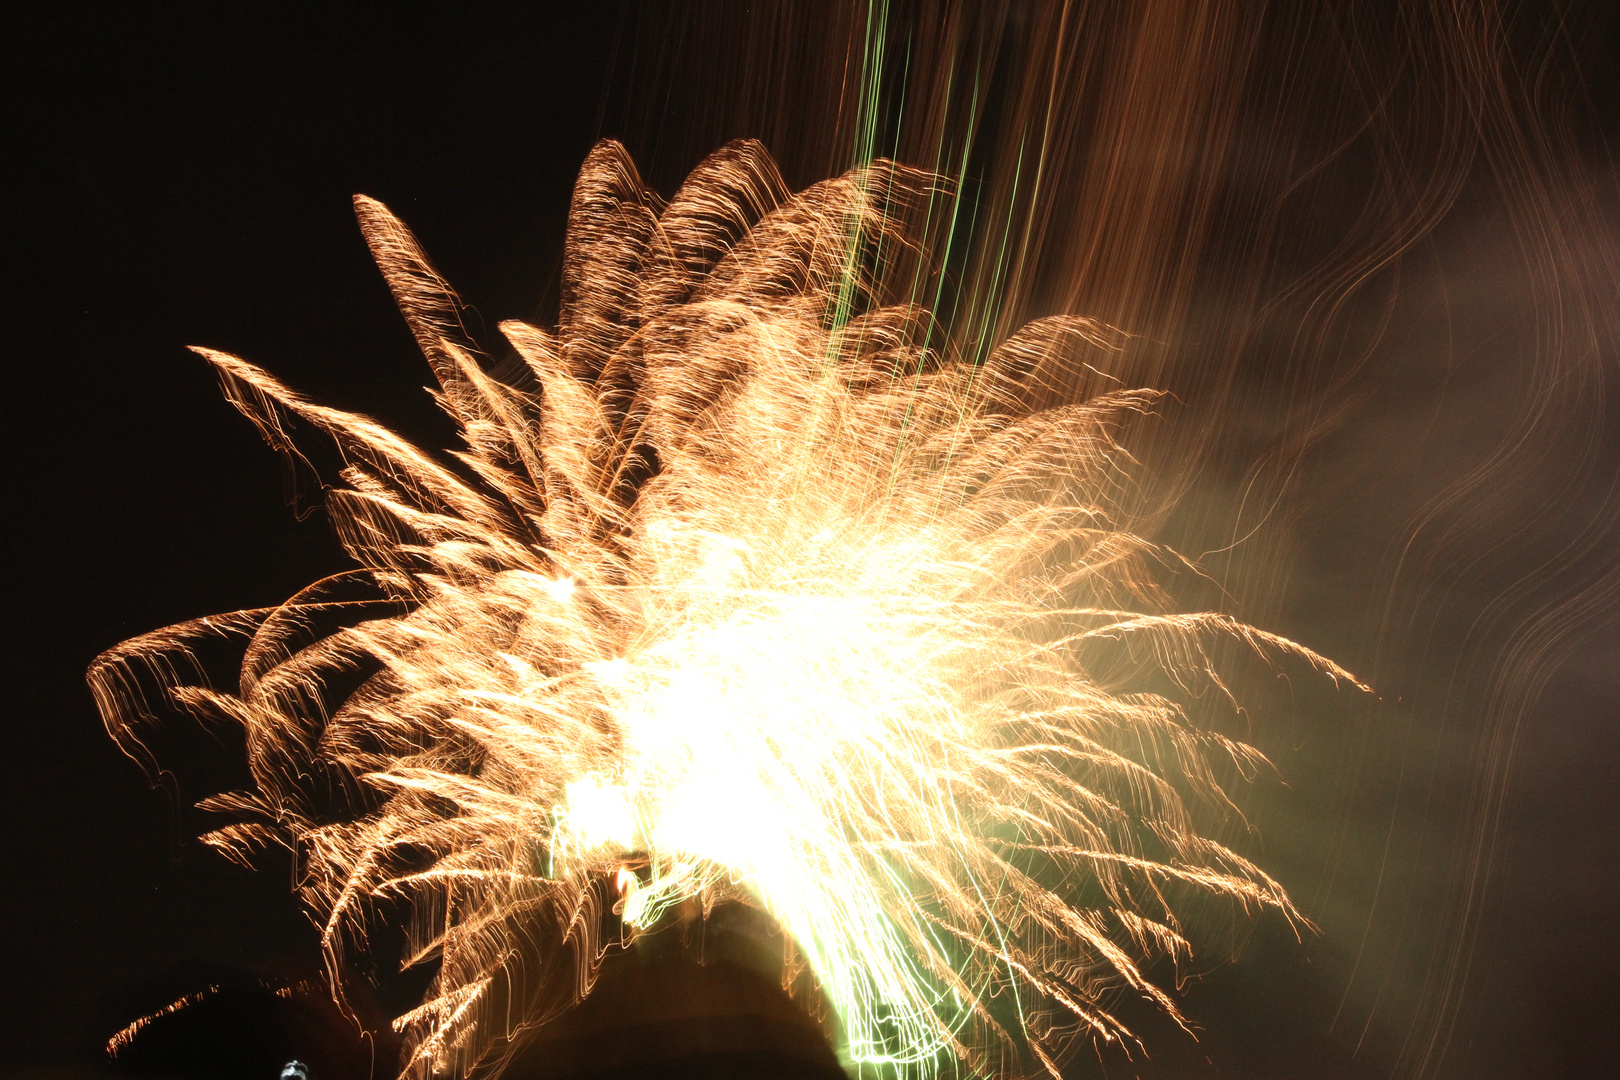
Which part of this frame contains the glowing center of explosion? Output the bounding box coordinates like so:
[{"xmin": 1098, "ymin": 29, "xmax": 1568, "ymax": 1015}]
[{"xmin": 548, "ymin": 518, "xmax": 1002, "ymax": 1062}]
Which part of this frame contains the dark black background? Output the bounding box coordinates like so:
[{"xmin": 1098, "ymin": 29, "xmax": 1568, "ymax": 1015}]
[
  {"xmin": 4, "ymin": 5, "xmax": 1618, "ymax": 1080},
  {"xmin": 1, "ymin": 5, "xmax": 619, "ymax": 1070}
]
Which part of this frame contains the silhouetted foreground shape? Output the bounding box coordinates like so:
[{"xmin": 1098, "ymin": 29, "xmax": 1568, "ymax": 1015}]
[
  {"xmin": 103, "ymin": 964, "xmax": 386, "ymax": 1080},
  {"xmin": 505, "ymin": 956, "xmax": 844, "ymax": 1080},
  {"xmin": 101, "ymin": 945, "xmax": 842, "ymax": 1080}
]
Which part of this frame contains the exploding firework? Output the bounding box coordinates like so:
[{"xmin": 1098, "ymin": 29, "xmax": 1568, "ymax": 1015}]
[{"xmin": 91, "ymin": 140, "xmax": 1364, "ymax": 1080}]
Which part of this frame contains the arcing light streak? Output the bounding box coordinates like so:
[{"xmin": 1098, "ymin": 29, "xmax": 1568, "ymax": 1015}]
[{"xmin": 92, "ymin": 140, "xmax": 1363, "ymax": 1079}]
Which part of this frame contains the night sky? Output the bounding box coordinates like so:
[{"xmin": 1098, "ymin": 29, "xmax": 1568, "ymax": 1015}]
[{"xmin": 4, "ymin": 6, "xmax": 1619, "ymax": 1079}]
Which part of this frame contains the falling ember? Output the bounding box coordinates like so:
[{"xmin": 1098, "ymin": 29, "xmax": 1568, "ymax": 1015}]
[{"xmin": 91, "ymin": 140, "xmax": 1365, "ymax": 1079}]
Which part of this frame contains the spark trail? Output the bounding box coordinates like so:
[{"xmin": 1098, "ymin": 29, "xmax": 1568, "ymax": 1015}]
[{"xmin": 92, "ymin": 140, "xmax": 1363, "ymax": 1080}]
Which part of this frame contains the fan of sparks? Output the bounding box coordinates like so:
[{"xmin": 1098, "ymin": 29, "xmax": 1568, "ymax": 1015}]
[{"xmin": 92, "ymin": 140, "xmax": 1363, "ymax": 1080}]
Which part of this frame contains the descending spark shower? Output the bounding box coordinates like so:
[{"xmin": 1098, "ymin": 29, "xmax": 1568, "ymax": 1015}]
[{"xmin": 91, "ymin": 141, "xmax": 1365, "ymax": 1079}]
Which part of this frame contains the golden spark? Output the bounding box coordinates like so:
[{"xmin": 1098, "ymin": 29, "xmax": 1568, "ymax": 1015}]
[{"xmin": 92, "ymin": 140, "xmax": 1364, "ymax": 1080}]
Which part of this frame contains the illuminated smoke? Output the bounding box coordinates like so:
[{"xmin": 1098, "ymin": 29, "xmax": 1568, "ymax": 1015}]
[{"xmin": 91, "ymin": 140, "xmax": 1363, "ymax": 1079}]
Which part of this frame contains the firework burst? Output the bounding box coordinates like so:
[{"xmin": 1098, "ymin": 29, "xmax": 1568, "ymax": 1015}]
[{"xmin": 92, "ymin": 140, "xmax": 1363, "ymax": 1079}]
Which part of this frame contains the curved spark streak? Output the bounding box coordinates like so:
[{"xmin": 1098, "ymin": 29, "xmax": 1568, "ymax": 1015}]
[{"xmin": 92, "ymin": 140, "xmax": 1363, "ymax": 1080}]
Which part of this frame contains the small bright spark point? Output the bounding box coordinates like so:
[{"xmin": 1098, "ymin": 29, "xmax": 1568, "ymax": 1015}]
[{"xmin": 91, "ymin": 140, "xmax": 1364, "ymax": 1080}]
